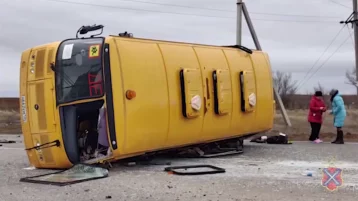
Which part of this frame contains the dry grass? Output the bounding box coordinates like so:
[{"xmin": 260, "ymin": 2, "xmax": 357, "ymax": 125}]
[
  {"xmin": 0, "ymin": 110, "xmax": 21, "ymax": 134},
  {"xmin": 270, "ymin": 109, "xmax": 358, "ymax": 142},
  {"xmin": 0, "ymin": 110, "xmax": 20, "ymax": 122}
]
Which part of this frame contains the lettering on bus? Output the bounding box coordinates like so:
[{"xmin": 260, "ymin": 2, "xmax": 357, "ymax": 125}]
[{"xmin": 21, "ymin": 96, "xmax": 27, "ymax": 122}]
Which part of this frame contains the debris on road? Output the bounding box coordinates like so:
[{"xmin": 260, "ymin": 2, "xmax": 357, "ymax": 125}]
[
  {"xmin": 124, "ymin": 162, "xmax": 136, "ymax": 167},
  {"xmin": 19, "ymin": 164, "xmax": 108, "ymax": 186},
  {"xmin": 303, "ymin": 170, "xmax": 314, "ymax": 177},
  {"xmin": 0, "ymin": 139, "xmax": 16, "ymax": 144},
  {"xmin": 167, "ymin": 145, "xmax": 243, "ymax": 158},
  {"xmin": 250, "ymin": 133, "xmax": 292, "ymax": 144},
  {"xmin": 23, "ymin": 166, "xmax": 36, "ymax": 170},
  {"xmin": 137, "ymin": 160, "xmax": 171, "ymax": 166},
  {"xmin": 120, "ymin": 155, "xmax": 171, "ymax": 167},
  {"xmin": 164, "ymin": 165, "xmax": 226, "ymax": 175}
]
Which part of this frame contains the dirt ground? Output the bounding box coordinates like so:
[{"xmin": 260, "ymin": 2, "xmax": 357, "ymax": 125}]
[
  {"xmin": 1, "ymin": 109, "xmax": 357, "ymax": 142},
  {"xmin": 271, "ymin": 109, "xmax": 358, "ymax": 142},
  {"xmin": 0, "ymin": 110, "xmax": 20, "ymax": 134},
  {"xmin": 0, "ymin": 134, "xmax": 357, "ymax": 201}
]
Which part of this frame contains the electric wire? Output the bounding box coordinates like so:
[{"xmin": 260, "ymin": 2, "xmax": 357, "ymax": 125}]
[
  {"xmin": 347, "ymin": 25, "xmax": 355, "ymax": 45},
  {"xmin": 115, "ymin": 0, "xmax": 342, "ymax": 19},
  {"xmin": 43, "ymin": 0, "xmax": 352, "ymax": 91},
  {"xmin": 295, "ymin": 25, "xmax": 346, "ymax": 89},
  {"xmin": 297, "ymin": 31, "xmax": 353, "ymax": 91},
  {"xmin": 45, "ymin": 0, "xmax": 339, "ymax": 23},
  {"xmin": 329, "ymin": 0, "xmax": 352, "ymax": 10}
]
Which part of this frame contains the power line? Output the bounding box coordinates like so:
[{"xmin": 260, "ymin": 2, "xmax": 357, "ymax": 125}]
[
  {"xmin": 116, "ymin": 0, "xmax": 342, "ymax": 19},
  {"xmin": 329, "ymin": 0, "xmax": 351, "ymax": 10},
  {"xmin": 297, "ymin": 32, "xmax": 352, "ymax": 91},
  {"xmin": 296, "ymin": 25, "xmax": 346, "ymax": 88},
  {"xmin": 249, "ymin": 11, "xmax": 340, "ymax": 19},
  {"xmin": 45, "ymin": 0, "xmax": 339, "ymax": 23},
  {"xmin": 250, "ymin": 19, "xmax": 337, "ymax": 23},
  {"xmin": 298, "ymin": 33, "xmax": 351, "ymax": 90},
  {"xmin": 347, "ymin": 25, "xmax": 355, "ymax": 45}
]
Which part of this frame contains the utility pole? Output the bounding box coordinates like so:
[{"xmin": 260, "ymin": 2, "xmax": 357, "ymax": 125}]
[
  {"xmin": 236, "ymin": 0, "xmax": 243, "ymax": 45},
  {"xmin": 353, "ymin": 0, "xmax": 358, "ymax": 95},
  {"xmin": 237, "ymin": 1, "xmax": 292, "ymax": 126}
]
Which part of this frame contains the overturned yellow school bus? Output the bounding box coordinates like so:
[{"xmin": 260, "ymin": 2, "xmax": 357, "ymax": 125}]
[{"xmin": 19, "ymin": 26, "xmax": 275, "ymax": 169}]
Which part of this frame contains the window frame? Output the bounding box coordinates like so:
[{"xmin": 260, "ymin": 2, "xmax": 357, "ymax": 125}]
[{"xmin": 54, "ymin": 37, "xmax": 105, "ymax": 106}]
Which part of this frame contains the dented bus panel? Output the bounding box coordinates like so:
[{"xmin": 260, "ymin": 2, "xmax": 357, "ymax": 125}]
[{"xmin": 19, "ymin": 35, "xmax": 274, "ymax": 169}]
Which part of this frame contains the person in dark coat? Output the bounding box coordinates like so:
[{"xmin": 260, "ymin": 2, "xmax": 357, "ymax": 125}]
[
  {"xmin": 308, "ymin": 91, "xmax": 327, "ymax": 143},
  {"xmin": 329, "ymin": 89, "xmax": 346, "ymax": 144}
]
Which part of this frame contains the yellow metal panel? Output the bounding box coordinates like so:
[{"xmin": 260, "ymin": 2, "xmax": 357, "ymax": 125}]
[
  {"xmin": 193, "ymin": 47, "xmax": 232, "ymax": 139},
  {"xmin": 115, "ymin": 39, "xmax": 169, "ymax": 153},
  {"xmin": 241, "ymin": 70, "xmax": 256, "ymax": 112},
  {"xmin": 27, "ymin": 50, "xmax": 37, "ymax": 81},
  {"xmin": 158, "ymin": 43, "xmax": 204, "ymax": 146},
  {"xmin": 40, "ymin": 134, "xmax": 55, "ymax": 164},
  {"xmin": 222, "ymin": 49, "xmax": 257, "ymax": 135},
  {"xmin": 45, "ymin": 42, "xmax": 60, "ymax": 78},
  {"xmin": 44, "ymin": 79, "xmax": 56, "ymax": 133},
  {"xmin": 28, "ymin": 82, "xmax": 40, "ymax": 133},
  {"xmin": 35, "ymin": 49, "xmax": 46, "ymax": 79},
  {"xmin": 31, "ymin": 135, "xmax": 45, "ymax": 164},
  {"xmin": 182, "ymin": 68, "xmax": 202, "ymax": 118},
  {"xmin": 36, "ymin": 83, "xmax": 47, "ymax": 130},
  {"xmin": 215, "ymin": 69, "xmax": 232, "ymax": 115},
  {"xmin": 46, "ymin": 48, "xmax": 55, "ymax": 75},
  {"xmin": 20, "ymin": 49, "xmax": 41, "ymax": 167},
  {"xmin": 27, "ymin": 79, "xmax": 56, "ymax": 134},
  {"xmin": 250, "ymin": 52, "xmax": 275, "ymax": 130},
  {"xmin": 31, "ymin": 133, "xmax": 62, "ymax": 167},
  {"xmin": 105, "ymin": 38, "xmax": 125, "ymax": 156},
  {"xmin": 26, "ymin": 43, "xmax": 60, "ymax": 81}
]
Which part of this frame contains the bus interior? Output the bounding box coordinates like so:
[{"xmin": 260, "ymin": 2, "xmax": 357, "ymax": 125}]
[{"xmin": 59, "ymin": 99, "xmax": 111, "ymax": 164}]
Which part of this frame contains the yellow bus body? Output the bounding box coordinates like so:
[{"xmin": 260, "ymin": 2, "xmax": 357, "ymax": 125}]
[{"xmin": 19, "ymin": 36, "xmax": 275, "ymax": 169}]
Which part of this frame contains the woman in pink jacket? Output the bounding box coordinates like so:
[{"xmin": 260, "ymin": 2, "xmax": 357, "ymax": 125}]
[{"xmin": 307, "ymin": 91, "xmax": 327, "ymax": 143}]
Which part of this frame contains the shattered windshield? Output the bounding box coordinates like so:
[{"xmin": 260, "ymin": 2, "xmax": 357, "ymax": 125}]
[{"xmin": 55, "ymin": 38, "xmax": 104, "ymax": 104}]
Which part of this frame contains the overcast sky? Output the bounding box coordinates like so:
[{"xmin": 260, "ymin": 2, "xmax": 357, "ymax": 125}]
[{"xmin": 0, "ymin": 0, "xmax": 356, "ymax": 97}]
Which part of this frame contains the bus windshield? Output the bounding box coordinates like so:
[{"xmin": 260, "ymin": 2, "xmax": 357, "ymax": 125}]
[{"xmin": 55, "ymin": 38, "xmax": 104, "ymax": 104}]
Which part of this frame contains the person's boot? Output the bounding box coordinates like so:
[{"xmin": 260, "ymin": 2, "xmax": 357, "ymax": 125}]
[
  {"xmin": 332, "ymin": 130, "xmax": 344, "ymax": 144},
  {"xmin": 331, "ymin": 132, "xmax": 338, "ymax": 144},
  {"xmin": 337, "ymin": 130, "xmax": 344, "ymax": 144}
]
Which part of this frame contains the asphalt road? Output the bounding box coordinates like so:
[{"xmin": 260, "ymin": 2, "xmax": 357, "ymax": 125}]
[{"xmin": 0, "ymin": 134, "xmax": 358, "ymax": 201}]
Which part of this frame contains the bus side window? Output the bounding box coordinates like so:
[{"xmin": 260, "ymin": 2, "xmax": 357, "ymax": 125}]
[
  {"xmin": 179, "ymin": 68, "xmax": 202, "ymax": 119},
  {"xmin": 239, "ymin": 71, "xmax": 256, "ymax": 113}
]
